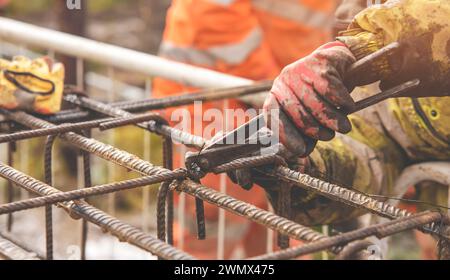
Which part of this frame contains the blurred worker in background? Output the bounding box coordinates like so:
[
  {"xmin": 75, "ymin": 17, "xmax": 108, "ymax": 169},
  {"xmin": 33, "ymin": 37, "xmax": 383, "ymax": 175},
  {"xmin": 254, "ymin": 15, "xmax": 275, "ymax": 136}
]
[
  {"xmin": 258, "ymin": 0, "xmax": 450, "ymax": 259},
  {"xmin": 154, "ymin": 0, "xmax": 341, "ymax": 259}
]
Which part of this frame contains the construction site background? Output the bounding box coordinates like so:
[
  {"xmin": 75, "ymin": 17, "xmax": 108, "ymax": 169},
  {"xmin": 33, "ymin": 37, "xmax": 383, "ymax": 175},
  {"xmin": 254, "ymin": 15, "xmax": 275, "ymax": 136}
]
[{"xmin": 0, "ymin": 0, "xmax": 430, "ymax": 259}]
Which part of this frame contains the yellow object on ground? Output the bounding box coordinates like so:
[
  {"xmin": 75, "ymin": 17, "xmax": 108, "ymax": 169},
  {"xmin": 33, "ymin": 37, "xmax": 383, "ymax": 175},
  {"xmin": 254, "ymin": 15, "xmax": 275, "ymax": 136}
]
[{"xmin": 0, "ymin": 56, "xmax": 64, "ymax": 114}]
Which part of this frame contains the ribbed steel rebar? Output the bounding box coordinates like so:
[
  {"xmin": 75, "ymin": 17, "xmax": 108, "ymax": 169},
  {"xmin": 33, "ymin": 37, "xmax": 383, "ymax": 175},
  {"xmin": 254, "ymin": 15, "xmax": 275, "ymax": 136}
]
[
  {"xmin": 335, "ymin": 240, "xmax": 375, "ymax": 260},
  {"xmin": 250, "ymin": 211, "xmax": 447, "ymax": 260},
  {"xmin": 55, "ymin": 98, "xmax": 445, "ymax": 238},
  {"xmin": 0, "ymin": 234, "xmax": 40, "ymax": 260},
  {"xmin": 44, "ymin": 135, "xmax": 56, "ymax": 260},
  {"xmin": 79, "ymin": 129, "xmax": 92, "ymax": 261},
  {"xmin": 162, "ymin": 136, "xmax": 174, "ymax": 246},
  {"xmin": 211, "ymin": 154, "xmax": 285, "ymax": 174},
  {"xmin": 177, "ymin": 179, "xmax": 333, "ymax": 251},
  {"xmin": 273, "ymin": 166, "xmax": 445, "ymax": 238},
  {"xmin": 157, "ymin": 181, "xmax": 171, "ymax": 242},
  {"xmin": 0, "ymin": 115, "xmax": 114, "ymax": 143},
  {"xmin": 112, "ymin": 81, "xmax": 272, "ymax": 112},
  {"xmin": 4, "ymin": 109, "xmax": 446, "ymax": 243},
  {"xmin": 64, "ymin": 95, "xmax": 206, "ymax": 148},
  {"xmin": 6, "ymin": 139, "xmax": 15, "ymax": 232},
  {"xmin": 277, "ymin": 184, "xmax": 292, "ymax": 249},
  {"xmin": 3, "ymin": 110, "xmax": 169, "ymax": 177},
  {"xmin": 0, "ymin": 162, "xmax": 194, "ymax": 260},
  {"xmin": 0, "ymin": 169, "xmax": 187, "ymax": 215},
  {"xmin": 43, "ymin": 82, "xmax": 271, "ymax": 124},
  {"xmin": 156, "ymin": 136, "xmax": 176, "ymax": 248},
  {"xmin": 98, "ymin": 112, "xmax": 163, "ymax": 131}
]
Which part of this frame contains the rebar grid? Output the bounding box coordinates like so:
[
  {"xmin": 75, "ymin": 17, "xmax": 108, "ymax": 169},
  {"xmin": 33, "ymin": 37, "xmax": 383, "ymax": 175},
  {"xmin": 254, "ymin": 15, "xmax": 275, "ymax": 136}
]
[{"xmin": 0, "ymin": 84, "xmax": 449, "ymax": 260}]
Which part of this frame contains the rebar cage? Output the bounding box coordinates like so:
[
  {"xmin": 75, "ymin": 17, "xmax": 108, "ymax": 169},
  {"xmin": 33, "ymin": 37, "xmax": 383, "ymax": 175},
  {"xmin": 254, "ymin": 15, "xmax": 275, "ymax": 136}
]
[{"xmin": 0, "ymin": 17, "xmax": 449, "ymax": 261}]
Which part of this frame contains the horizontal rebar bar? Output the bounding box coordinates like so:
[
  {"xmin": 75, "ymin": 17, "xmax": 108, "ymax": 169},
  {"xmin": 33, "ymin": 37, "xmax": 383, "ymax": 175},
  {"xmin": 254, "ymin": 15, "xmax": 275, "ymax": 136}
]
[
  {"xmin": 249, "ymin": 211, "xmax": 447, "ymax": 260},
  {"xmin": 44, "ymin": 82, "xmax": 271, "ymax": 124},
  {"xmin": 0, "ymin": 162, "xmax": 194, "ymax": 260},
  {"xmin": 0, "ymin": 114, "xmax": 113, "ymax": 143},
  {"xmin": 272, "ymin": 166, "xmax": 447, "ymax": 239},
  {"xmin": 177, "ymin": 179, "xmax": 336, "ymax": 252},
  {"xmin": 3, "ymin": 108, "xmax": 446, "ymax": 242},
  {"xmin": 64, "ymin": 94, "xmax": 206, "ymax": 148},
  {"xmin": 0, "ymin": 169, "xmax": 186, "ymax": 215},
  {"xmin": 211, "ymin": 154, "xmax": 285, "ymax": 174},
  {"xmin": 61, "ymin": 96, "xmax": 445, "ymax": 239},
  {"xmin": 2, "ymin": 110, "xmax": 169, "ymax": 177},
  {"xmin": 98, "ymin": 112, "xmax": 162, "ymax": 131},
  {"xmin": 0, "ymin": 233, "xmax": 41, "ymax": 260},
  {"xmin": 0, "ymin": 112, "xmax": 171, "ymax": 143}
]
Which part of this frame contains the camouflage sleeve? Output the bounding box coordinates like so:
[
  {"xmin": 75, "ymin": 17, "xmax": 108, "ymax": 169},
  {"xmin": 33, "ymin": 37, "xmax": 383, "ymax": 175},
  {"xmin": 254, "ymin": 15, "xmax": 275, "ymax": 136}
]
[
  {"xmin": 336, "ymin": 0, "xmax": 450, "ymax": 96},
  {"xmin": 284, "ymin": 110, "xmax": 408, "ymax": 226}
]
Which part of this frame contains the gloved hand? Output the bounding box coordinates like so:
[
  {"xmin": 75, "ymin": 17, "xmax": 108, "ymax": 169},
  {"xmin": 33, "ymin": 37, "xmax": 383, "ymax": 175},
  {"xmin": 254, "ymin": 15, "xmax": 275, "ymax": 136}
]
[
  {"xmin": 263, "ymin": 41, "xmax": 357, "ymax": 156},
  {"xmin": 0, "ymin": 56, "xmax": 65, "ymax": 115}
]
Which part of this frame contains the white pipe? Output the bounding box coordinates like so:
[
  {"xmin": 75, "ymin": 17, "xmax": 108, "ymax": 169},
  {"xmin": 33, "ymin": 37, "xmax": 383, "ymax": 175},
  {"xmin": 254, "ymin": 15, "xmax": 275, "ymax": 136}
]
[{"xmin": 0, "ymin": 17, "xmax": 251, "ymax": 89}]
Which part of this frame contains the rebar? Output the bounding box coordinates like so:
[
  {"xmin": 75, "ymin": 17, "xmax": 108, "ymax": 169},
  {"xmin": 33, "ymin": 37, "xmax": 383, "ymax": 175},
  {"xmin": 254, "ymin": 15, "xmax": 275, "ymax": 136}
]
[
  {"xmin": 3, "ymin": 110, "xmax": 170, "ymax": 177},
  {"xmin": 0, "ymin": 115, "xmax": 114, "ymax": 143},
  {"xmin": 0, "ymin": 78, "xmax": 447, "ymax": 260},
  {"xmin": 0, "ymin": 162, "xmax": 194, "ymax": 260},
  {"xmin": 0, "ymin": 233, "xmax": 41, "ymax": 260},
  {"xmin": 250, "ymin": 211, "xmax": 446, "ymax": 260},
  {"xmin": 41, "ymin": 82, "xmax": 271, "ymax": 124},
  {"xmin": 44, "ymin": 135, "xmax": 56, "ymax": 260},
  {"xmin": 335, "ymin": 240, "xmax": 375, "ymax": 260},
  {"xmin": 0, "ymin": 169, "xmax": 187, "ymax": 215},
  {"xmin": 6, "ymin": 138, "xmax": 15, "ymax": 232},
  {"xmin": 177, "ymin": 179, "xmax": 333, "ymax": 251},
  {"xmin": 79, "ymin": 129, "xmax": 92, "ymax": 260},
  {"xmin": 277, "ymin": 184, "xmax": 292, "ymax": 249},
  {"xmin": 272, "ymin": 166, "xmax": 446, "ymax": 239},
  {"xmin": 64, "ymin": 94, "xmax": 206, "ymax": 148}
]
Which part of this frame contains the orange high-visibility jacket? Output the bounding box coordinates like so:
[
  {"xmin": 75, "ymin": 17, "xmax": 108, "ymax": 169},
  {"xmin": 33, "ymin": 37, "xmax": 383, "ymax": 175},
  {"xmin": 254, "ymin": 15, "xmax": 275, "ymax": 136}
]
[{"xmin": 154, "ymin": 0, "xmax": 337, "ymax": 96}]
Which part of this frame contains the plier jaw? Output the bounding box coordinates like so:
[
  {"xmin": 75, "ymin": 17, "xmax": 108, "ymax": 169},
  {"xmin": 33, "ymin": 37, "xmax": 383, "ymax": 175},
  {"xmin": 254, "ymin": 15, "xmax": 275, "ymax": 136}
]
[{"xmin": 185, "ymin": 115, "xmax": 272, "ymax": 179}]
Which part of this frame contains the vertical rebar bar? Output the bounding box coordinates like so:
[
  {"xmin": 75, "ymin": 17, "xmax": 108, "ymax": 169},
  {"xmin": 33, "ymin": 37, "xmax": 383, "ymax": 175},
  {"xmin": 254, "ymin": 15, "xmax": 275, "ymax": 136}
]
[
  {"xmin": 142, "ymin": 78, "xmax": 152, "ymax": 235},
  {"xmin": 106, "ymin": 67, "xmax": 116, "ymax": 219},
  {"xmin": 177, "ymin": 146, "xmax": 187, "ymax": 251},
  {"xmin": 277, "ymin": 185, "xmax": 291, "ymax": 249},
  {"xmin": 162, "ymin": 137, "xmax": 174, "ymax": 246},
  {"xmin": 79, "ymin": 129, "xmax": 91, "ymax": 260},
  {"xmin": 6, "ymin": 130, "xmax": 15, "ymax": 232},
  {"xmin": 266, "ymin": 204, "xmax": 274, "ymax": 254},
  {"xmin": 44, "ymin": 135, "xmax": 56, "ymax": 260},
  {"xmin": 217, "ymin": 173, "xmax": 227, "ymax": 260},
  {"xmin": 195, "ymin": 195, "xmax": 206, "ymax": 240},
  {"xmin": 217, "ymin": 99, "xmax": 229, "ymax": 260}
]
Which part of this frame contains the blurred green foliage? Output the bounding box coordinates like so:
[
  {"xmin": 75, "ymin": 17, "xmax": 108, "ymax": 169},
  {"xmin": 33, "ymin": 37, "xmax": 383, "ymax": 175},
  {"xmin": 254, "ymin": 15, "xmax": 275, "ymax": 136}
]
[
  {"xmin": 88, "ymin": 0, "xmax": 127, "ymax": 13},
  {"xmin": 4, "ymin": 0, "xmax": 127, "ymax": 15},
  {"xmin": 5, "ymin": 0, "xmax": 53, "ymax": 15}
]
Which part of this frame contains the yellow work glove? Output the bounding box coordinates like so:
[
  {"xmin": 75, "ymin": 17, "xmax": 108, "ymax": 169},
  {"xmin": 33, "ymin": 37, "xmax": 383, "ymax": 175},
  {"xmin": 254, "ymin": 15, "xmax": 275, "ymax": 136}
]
[{"xmin": 0, "ymin": 56, "xmax": 65, "ymax": 114}]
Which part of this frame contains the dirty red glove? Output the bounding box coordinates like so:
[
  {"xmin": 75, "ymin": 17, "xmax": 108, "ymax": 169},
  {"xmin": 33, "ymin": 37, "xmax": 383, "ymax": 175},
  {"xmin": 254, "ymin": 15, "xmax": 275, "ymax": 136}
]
[{"xmin": 264, "ymin": 41, "xmax": 357, "ymax": 156}]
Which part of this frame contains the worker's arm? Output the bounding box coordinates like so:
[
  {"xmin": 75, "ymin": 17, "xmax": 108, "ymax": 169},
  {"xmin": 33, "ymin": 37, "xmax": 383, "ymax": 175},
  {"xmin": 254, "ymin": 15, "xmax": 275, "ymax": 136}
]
[
  {"xmin": 260, "ymin": 112, "xmax": 408, "ymax": 226},
  {"xmin": 337, "ymin": 0, "xmax": 450, "ymax": 96},
  {"xmin": 0, "ymin": 56, "xmax": 65, "ymax": 115},
  {"xmin": 264, "ymin": 0, "xmax": 450, "ymax": 156}
]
